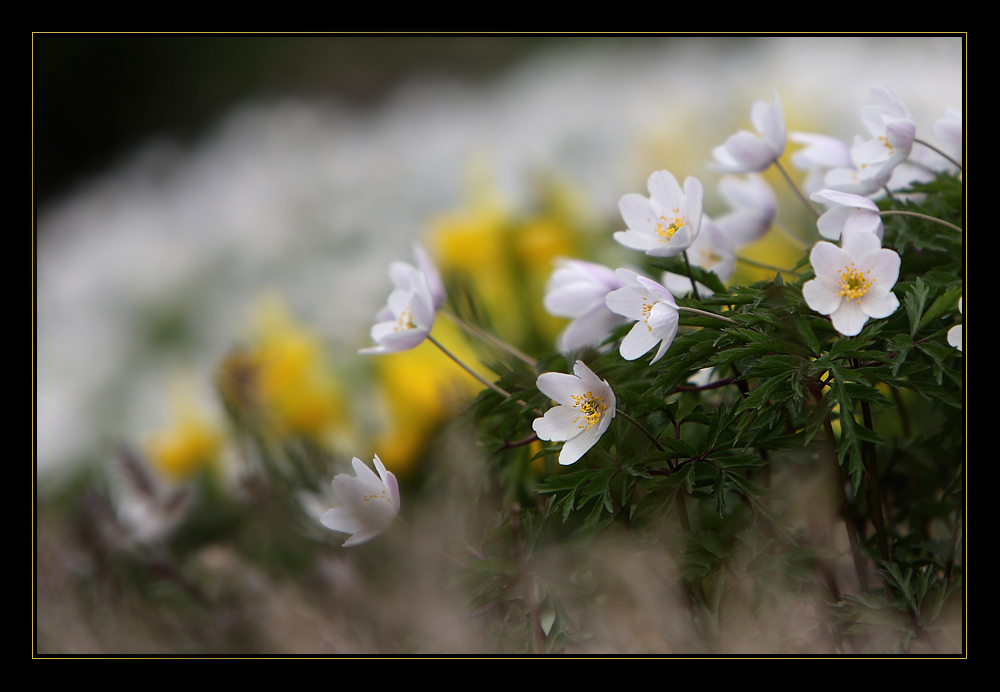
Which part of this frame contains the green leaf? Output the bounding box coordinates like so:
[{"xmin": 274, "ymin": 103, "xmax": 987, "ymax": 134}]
[
  {"xmin": 917, "ymin": 285, "xmax": 963, "ymax": 333},
  {"xmin": 904, "ymin": 276, "xmax": 929, "ymax": 337}
]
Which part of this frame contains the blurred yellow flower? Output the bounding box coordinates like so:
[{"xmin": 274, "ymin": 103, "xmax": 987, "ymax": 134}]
[{"xmin": 146, "ymin": 381, "xmax": 222, "ymax": 482}]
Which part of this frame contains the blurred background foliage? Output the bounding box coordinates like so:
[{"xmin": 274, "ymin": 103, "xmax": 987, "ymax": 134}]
[{"xmin": 34, "ymin": 35, "xmax": 963, "ymax": 654}]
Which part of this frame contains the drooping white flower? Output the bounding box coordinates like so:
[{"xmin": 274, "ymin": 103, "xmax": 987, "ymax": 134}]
[
  {"xmin": 360, "ymin": 262, "xmax": 436, "ymax": 354},
  {"xmin": 543, "ymin": 259, "xmax": 626, "ymax": 352},
  {"xmin": 790, "ymin": 132, "xmax": 853, "ymax": 195},
  {"xmin": 615, "ymin": 170, "xmax": 703, "ymax": 258},
  {"xmin": 709, "ymin": 92, "xmax": 787, "ymax": 174},
  {"xmin": 934, "ymin": 107, "xmax": 962, "ymax": 166},
  {"xmin": 412, "ymin": 242, "xmax": 446, "ymax": 311},
  {"xmin": 713, "ymin": 174, "xmax": 778, "ymax": 248},
  {"xmin": 532, "ymin": 360, "xmax": 616, "ymax": 466},
  {"xmin": 321, "ymin": 455, "xmax": 400, "ymax": 546},
  {"xmin": 851, "ymin": 85, "xmax": 916, "ymax": 187},
  {"xmin": 605, "ymin": 269, "xmax": 680, "ymax": 363},
  {"xmin": 947, "ymin": 298, "xmax": 962, "ymax": 352},
  {"xmin": 661, "ymin": 218, "xmax": 735, "ymax": 297},
  {"xmin": 810, "ymin": 189, "xmax": 883, "ymax": 242},
  {"xmin": 802, "ymin": 230, "xmax": 900, "ymax": 337}
]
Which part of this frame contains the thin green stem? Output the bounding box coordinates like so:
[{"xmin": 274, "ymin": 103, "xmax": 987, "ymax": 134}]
[
  {"xmin": 914, "ymin": 137, "xmax": 962, "ymax": 171},
  {"xmin": 427, "ymin": 334, "xmax": 511, "ymax": 399},
  {"xmin": 676, "ymin": 305, "xmax": 739, "ymax": 325},
  {"xmin": 879, "ymin": 210, "xmax": 962, "ymax": 234},
  {"xmin": 774, "ymin": 160, "xmax": 821, "ymax": 218},
  {"xmin": 773, "ymin": 220, "xmax": 810, "ymax": 249},
  {"xmin": 442, "ymin": 310, "xmax": 537, "ymax": 369},
  {"xmin": 682, "ymin": 250, "xmax": 701, "ymax": 301},
  {"xmin": 615, "ymin": 408, "xmax": 664, "ymax": 452},
  {"xmin": 736, "ymin": 255, "xmax": 802, "ymax": 277}
]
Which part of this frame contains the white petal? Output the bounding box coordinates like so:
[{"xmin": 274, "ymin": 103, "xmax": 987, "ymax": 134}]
[
  {"xmin": 831, "ymin": 300, "xmax": 869, "ymax": 336},
  {"xmin": 533, "ymin": 405, "xmax": 583, "ymax": 441},
  {"xmin": 605, "ymin": 286, "xmax": 649, "ymax": 321},
  {"xmin": 558, "ymin": 425, "xmax": 602, "ymax": 466},
  {"xmin": 536, "ymin": 372, "xmax": 588, "ymax": 405},
  {"xmin": 947, "ymin": 324, "xmax": 962, "ymax": 351},
  {"xmin": 559, "ymin": 307, "xmax": 626, "ymax": 351},
  {"xmin": 802, "ymin": 279, "xmax": 841, "ymax": 316},
  {"xmin": 647, "ymin": 170, "xmax": 683, "ymax": 208},
  {"xmin": 860, "ymin": 289, "xmax": 899, "ymax": 320},
  {"xmin": 619, "ymin": 322, "xmax": 661, "ymax": 361},
  {"xmin": 321, "ymin": 507, "xmax": 363, "ymax": 536}
]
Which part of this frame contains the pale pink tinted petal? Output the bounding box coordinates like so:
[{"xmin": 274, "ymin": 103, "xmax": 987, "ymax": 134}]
[
  {"xmin": 843, "ymin": 211, "xmax": 883, "ymax": 241},
  {"xmin": 352, "ymin": 457, "xmax": 382, "ymax": 486},
  {"xmin": 605, "ymin": 286, "xmax": 648, "ymax": 321},
  {"xmin": 811, "ymin": 189, "xmax": 879, "ymax": 212},
  {"xmin": 545, "ymin": 281, "xmax": 611, "ymax": 317},
  {"xmin": 709, "ymin": 145, "xmax": 746, "ymax": 173},
  {"xmin": 683, "ymin": 177, "xmax": 704, "ymax": 226},
  {"xmin": 636, "ymin": 276, "xmax": 677, "ymax": 305},
  {"xmin": 619, "ymin": 194, "xmax": 658, "ymax": 235},
  {"xmin": 886, "ymin": 120, "xmax": 916, "ymax": 152},
  {"xmin": 321, "ymin": 507, "xmax": 363, "ymax": 535},
  {"xmin": 536, "ymin": 372, "xmax": 588, "ymax": 405},
  {"xmin": 861, "ymin": 248, "xmax": 900, "ymax": 288},
  {"xmin": 647, "ymin": 170, "xmax": 683, "ymax": 208},
  {"xmin": 831, "ymin": 300, "xmax": 869, "ymax": 336},
  {"xmin": 841, "ymin": 229, "xmax": 882, "ymax": 258},
  {"xmin": 619, "ymin": 322, "xmax": 661, "ymax": 360},
  {"xmin": 413, "ymin": 243, "xmax": 446, "ymax": 310},
  {"xmin": 725, "ymin": 131, "xmax": 776, "ymax": 172},
  {"xmin": 614, "ymin": 230, "xmax": 661, "ymax": 253},
  {"xmin": 809, "ymin": 242, "xmax": 847, "ymax": 280},
  {"xmin": 816, "ymin": 206, "xmax": 853, "ymax": 240},
  {"xmin": 559, "ymin": 307, "xmax": 625, "ymax": 351},
  {"xmin": 614, "ymin": 268, "xmax": 645, "ymax": 291},
  {"xmin": 802, "ymin": 279, "xmax": 841, "ymax": 315},
  {"xmin": 532, "ymin": 405, "xmax": 583, "ymax": 441}
]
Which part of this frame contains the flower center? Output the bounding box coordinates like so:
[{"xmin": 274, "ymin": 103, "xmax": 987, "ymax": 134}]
[
  {"xmin": 571, "ymin": 391, "xmax": 607, "ymax": 430},
  {"xmin": 394, "ymin": 307, "xmax": 416, "ymax": 331},
  {"xmin": 641, "ymin": 297, "xmax": 656, "ymax": 330},
  {"xmin": 655, "ymin": 209, "xmax": 686, "ymax": 241},
  {"xmin": 837, "ymin": 264, "xmax": 873, "ymax": 302},
  {"xmin": 878, "ymin": 135, "xmax": 894, "ymax": 152}
]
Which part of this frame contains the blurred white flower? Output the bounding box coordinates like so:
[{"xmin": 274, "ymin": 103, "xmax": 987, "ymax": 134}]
[
  {"xmin": 802, "ymin": 230, "xmax": 900, "ymax": 337},
  {"xmin": 360, "ymin": 262, "xmax": 436, "ymax": 354},
  {"xmin": 543, "ymin": 259, "xmax": 626, "ymax": 352},
  {"xmin": 789, "ymin": 132, "xmax": 853, "ymax": 195},
  {"xmin": 934, "ymin": 106, "xmax": 963, "ymax": 166},
  {"xmin": 532, "ymin": 360, "xmax": 616, "ymax": 466},
  {"xmin": 851, "ymin": 85, "xmax": 916, "ymax": 187},
  {"xmin": 947, "ymin": 297, "xmax": 962, "ymax": 351},
  {"xmin": 709, "ymin": 92, "xmax": 787, "ymax": 174},
  {"xmin": 662, "ymin": 219, "xmax": 735, "ymax": 297},
  {"xmin": 605, "ymin": 269, "xmax": 680, "ymax": 363},
  {"xmin": 321, "ymin": 455, "xmax": 400, "ymax": 546},
  {"xmin": 810, "ymin": 189, "xmax": 883, "ymax": 242},
  {"xmin": 615, "ymin": 170, "xmax": 703, "ymax": 258},
  {"xmin": 412, "ymin": 242, "xmax": 446, "ymax": 311},
  {"xmin": 713, "ymin": 174, "xmax": 778, "ymax": 248}
]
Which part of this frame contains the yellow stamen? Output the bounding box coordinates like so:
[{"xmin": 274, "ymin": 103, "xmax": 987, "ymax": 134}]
[
  {"xmin": 878, "ymin": 135, "xmax": 894, "ymax": 152},
  {"xmin": 394, "ymin": 308, "xmax": 416, "ymax": 331},
  {"xmin": 836, "ymin": 263, "xmax": 874, "ymax": 303},
  {"xmin": 654, "ymin": 208, "xmax": 686, "ymax": 241},
  {"xmin": 570, "ymin": 391, "xmax": 607, "ymax": 430}
]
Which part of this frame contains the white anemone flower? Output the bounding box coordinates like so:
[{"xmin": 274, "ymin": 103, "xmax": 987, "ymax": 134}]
[
  {"xmin": 321, "ymin": 455, "xmax": 400, "ymax": 546},
  {"xmin": 412, "ymin": 242, "xmax": 446, "ymax": 311},
  {"xmin": 851, "ymin": 85, "xmax": 916, "ymax": 187},
  {"xmin": 615, "ymin": 170, "xmax": 704, "ymax": 258},
  {"xmin": 802, "ymin": 230, "xmax": 900, "ymax": 337},
  {"xmin": 810, "ymin": 189, "xmax": 884, "ymax": 242},
  {"xmin": 532, "ymin": 360, "xmax": 616, "ymax": 466},
  {"xmin": 934, "ymin": 107, "xmax": 963, "ymax": 166},
  {"xmin": 947, "ymin": 298, "xmax": 962, "ymax": 352},
  {"xmin": 360, "ymin": 262, "xmax": 435, "ymax": 355},
  {"xmin": 605, "ymin": 269, "xmax": 680, "ymax": 363},
  {"xmin": 543, "ymin": 259, "xmax": 626, "ymax": 352},
  {"xmin": 709, "ymin": 92, "xmax": 787, "ymax": 174},
  {"xmin": 713, "ymin": 174, "xmax": 778, "ymax": 249},
  {"xmin": 790, "ymin": 132, "xmax": 853, "ymax": 195},
  {"xmin": 662, "ymin": 218, "xmax": 735, "ymax": 297}
]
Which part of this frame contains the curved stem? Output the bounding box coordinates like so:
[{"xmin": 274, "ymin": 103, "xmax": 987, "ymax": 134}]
[
  {"xmin": 676, "ymin": 305, "xmax": 739, "ymax": 325},
  {"xmin": 682, "ymin": 250, "xmax": 701, "ymax": 301},
  {"xmin": 773, "ymin": 220, "xmax": 810, "ymax": 249},
  {"xmin": 442, "ymin": 310, "xmax": 537, "ymax": 368},
  {"xmin": 736, "ymin": 255, "xmax": 802, "ymax": 277},
  {"xmin": 427, "ymin": 334, "xmax": 511, "ymax": 399},
  {"xmin": 615, "ymin": 408, "xmax": 664, "ymax": 452},
  {"xmin": 775, "ymin": 160, "xmax": 821, "ymax": 218},
  {"xmin": 914, "ymin": 137, "xmax": 962, "ymax": 171},
  {"xmin": 879, "ymin": 210, "xmax": 962, "ymax": 234}
]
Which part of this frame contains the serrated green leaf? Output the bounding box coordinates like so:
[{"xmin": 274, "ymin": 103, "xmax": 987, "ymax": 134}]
[{"xmin": 917, "ymin": 285, "xmax": 963, "ymax": 333}]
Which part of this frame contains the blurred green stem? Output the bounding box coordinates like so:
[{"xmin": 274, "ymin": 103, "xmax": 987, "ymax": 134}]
[{"xmin": 427, "ymin": 334, "xmax": 511, "ymax": 399}]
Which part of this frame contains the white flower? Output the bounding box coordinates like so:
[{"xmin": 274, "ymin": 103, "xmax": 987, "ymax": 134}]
[
  {"xmin": 532, "ymin": 360, "xmax": 616, "ymax": 466},
  {"xmin": 851, "ymin": 85, "xmax": 916, "ymax": 187},
  {"xmin": 713, "ymin": 174, "xmax": 778, "ymax": 249},
  {"xmin": 947, "ymin": 298, "xmax": 962, "ymax": 352},
  {"xmin": 709, "ymin": 92, "xmax": 787, "ymax": 174},
  {"xmin": 360, "ymin": 261, "xmax": 436, "ymax": 354},
  {"xmin": 802, "ymin": 230, "xmax": 900, "ymax": 337},
  {"xmin": 412, "ymin": 242, "xmax": 446, "ymax": 311},
  {"xmin": 662, "ymin": 218, "xmax": 735, "ymax": 297},
  {"xmin": 321, "ymin": 455, "xmax": 400, "ymax": 546},
  {"xmin": 543, "ymin": 259, "xmax": 626, "ymax": 352},
  {"xmin": 790, "ymin": 132, "xmax": 853, "ymax": 195},
  {"xmin": 605, "ymin": 269, "xmax": 680, "ymax": 363},
  {"xmin": 615, "ymin": 170, "xmax": 704, "ymax": 257},
  {"xmin": 810, "ymin": 189, "xmax": 883, "ymax": 242},
  {"xmin": 934, "ymin": 107, "xmax": 962, "ymax": 166}
]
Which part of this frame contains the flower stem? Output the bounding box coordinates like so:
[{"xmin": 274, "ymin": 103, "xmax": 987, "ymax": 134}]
[
  {"xmin": 442, "ymin": 310, "xmax": 538, "ymax": 369},
  {"xmin": 858, "ymin": 394, "xmax": 891, "ymax": 564},
  {"xmin": 879, "ymin": 210, "xmax": 962, "ymax": 234},
  {"xmin": 736, "ymin": 255, "xmax": 802, "ymax": 277},
  {"xmin": 914, "ymin": 137, "xmax": 962, "ymax": 171},
  {"xmin": 774, "ymin": 160, "xmax": 821, "ymax": 218},
  {"xmin": 773, "ymin": 220, "xmax": 810, "ymax": 249},
  {"xmin": 427, "ymin": 334, "xmax": 512, "ymax": 399},
  {"xmin": 615, "ymin": 408, "xmax": 664, "ymax": 452},
  {"xmin": 676, "ymin": 305, "xmax": 739, "ymax": 325},
  {"xmin": 682, "ymin": 250, "xmax": 701, "ymax": 301}
]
